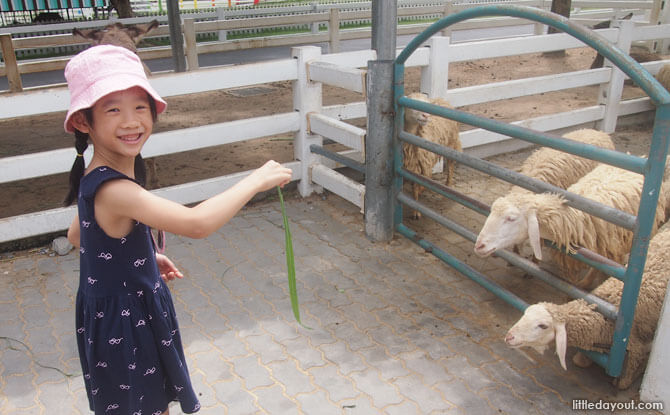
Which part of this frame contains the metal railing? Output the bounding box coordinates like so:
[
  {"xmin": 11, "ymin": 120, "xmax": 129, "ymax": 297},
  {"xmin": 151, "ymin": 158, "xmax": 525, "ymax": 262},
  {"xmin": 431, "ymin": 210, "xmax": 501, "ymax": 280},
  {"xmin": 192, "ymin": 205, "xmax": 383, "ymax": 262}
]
[{"xmin": 393, "ymin": 4, "xmax": 670, "ymax": 379}]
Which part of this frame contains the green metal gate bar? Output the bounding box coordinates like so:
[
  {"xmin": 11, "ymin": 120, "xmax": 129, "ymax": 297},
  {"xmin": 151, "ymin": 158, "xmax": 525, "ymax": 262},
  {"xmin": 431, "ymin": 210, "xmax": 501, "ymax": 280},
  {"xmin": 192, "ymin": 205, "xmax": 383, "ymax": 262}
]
[{"xmin": 393, "ymin": 4, "xmax": 670, "ymax": 379}]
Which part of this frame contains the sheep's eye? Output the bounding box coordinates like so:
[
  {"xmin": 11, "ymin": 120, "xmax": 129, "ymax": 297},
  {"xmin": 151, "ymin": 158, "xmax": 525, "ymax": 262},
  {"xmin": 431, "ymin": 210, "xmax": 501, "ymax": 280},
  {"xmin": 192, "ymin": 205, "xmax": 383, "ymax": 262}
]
[
  {"xmin": 538, "ymin": 323, "xmax": 548, "ymax": 330},
  {"xmin": 505, "ymin": 215, "xmax": 516, "ymax": 223}
]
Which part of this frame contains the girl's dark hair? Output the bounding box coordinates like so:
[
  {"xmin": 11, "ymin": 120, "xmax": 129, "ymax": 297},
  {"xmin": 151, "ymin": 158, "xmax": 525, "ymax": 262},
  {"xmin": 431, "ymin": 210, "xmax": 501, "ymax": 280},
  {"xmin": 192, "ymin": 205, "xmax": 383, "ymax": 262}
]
[{"xmin": 63, "ymin": 95, "xmax": 158, "ymax": 206}]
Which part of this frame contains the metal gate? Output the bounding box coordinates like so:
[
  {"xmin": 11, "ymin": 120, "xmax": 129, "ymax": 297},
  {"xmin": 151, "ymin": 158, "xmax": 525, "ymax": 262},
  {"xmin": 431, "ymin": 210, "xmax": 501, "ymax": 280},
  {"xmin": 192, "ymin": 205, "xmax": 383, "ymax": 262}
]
[{"xmin": 393, "ymin": 4, "xmax": 670, "ymax": 378}]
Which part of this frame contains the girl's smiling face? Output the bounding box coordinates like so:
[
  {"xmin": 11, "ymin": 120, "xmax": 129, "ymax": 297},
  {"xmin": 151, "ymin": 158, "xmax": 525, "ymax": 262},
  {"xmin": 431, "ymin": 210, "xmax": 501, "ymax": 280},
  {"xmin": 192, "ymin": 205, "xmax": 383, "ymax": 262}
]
[{"xmin": 77, "ymin": 86, "xmax": 154, "ymax": 163}]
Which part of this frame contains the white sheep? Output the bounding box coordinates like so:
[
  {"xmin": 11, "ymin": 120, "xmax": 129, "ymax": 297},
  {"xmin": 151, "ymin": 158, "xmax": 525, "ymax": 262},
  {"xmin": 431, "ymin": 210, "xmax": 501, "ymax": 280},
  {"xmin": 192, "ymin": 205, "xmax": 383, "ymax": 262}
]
[
  {"xmin": 474, "ymin": 161, "xmax": 670, "ymax": 289},
  {"xmin": 403, "ymin": 92, "xmax": 461, "ymax": 219},
  {"xmin": 474, "ymin": 128, "xmax": 614, "ymax": 270},
  {"xmin": 504, "ymin": 224, "xmax": 670, "ymax": 389},
  {"xmin": 512, "ymin": 129, "xmax": 615, "ymax": 192},
  {"xmin": 655, "ymin": 63, "xmax": 670, "ymax": 93}
]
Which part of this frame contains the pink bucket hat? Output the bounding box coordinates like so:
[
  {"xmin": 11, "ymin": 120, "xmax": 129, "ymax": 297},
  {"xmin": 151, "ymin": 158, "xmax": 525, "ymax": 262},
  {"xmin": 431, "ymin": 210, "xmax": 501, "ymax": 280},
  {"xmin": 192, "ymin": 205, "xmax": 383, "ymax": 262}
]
[{"xmin": 63, "ymin": 44, "xmax": 167, "ymax": 133}]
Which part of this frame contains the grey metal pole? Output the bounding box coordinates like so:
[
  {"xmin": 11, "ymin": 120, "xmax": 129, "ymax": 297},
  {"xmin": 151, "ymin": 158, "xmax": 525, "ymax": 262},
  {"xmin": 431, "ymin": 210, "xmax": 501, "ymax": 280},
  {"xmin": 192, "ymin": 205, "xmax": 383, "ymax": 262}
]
[
  {"xmin": 365, "ymin": 0, "xmax": 397, "ymax": 241},
  {"xmin": 371, "ymin": 0, "xmax": 397, "ymax": 60},
  {"xmin": 365, "ymin": 60, "xmax": 395, "ymax": 242},
  {"xmin": 166, "ymin": 0, "xmax": 186, "ymax": 72}
]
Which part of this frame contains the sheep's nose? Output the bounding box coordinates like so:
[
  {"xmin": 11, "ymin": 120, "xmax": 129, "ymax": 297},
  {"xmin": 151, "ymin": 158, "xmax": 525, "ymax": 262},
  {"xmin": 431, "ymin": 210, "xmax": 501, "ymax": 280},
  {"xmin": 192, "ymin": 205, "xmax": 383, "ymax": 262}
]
[
  {"xmin": 474, "ymin": 241, "xmax": 485, "ymax": 252},
  {"xmin": 504, "ymin": 333, "xmax": 514, "ymax": 344}
]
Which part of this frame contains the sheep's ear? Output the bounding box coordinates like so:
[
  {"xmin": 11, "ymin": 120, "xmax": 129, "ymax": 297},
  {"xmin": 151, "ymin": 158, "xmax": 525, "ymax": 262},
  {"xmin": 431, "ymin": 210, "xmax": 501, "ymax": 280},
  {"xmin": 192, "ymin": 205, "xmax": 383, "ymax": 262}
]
[
  {"xmin": 555, "ymin": 322, "xmax": 568, "ymax": 370},
  {"xmin": 528, "ymin": 210, "xmax": 543, "ymax": 260}
]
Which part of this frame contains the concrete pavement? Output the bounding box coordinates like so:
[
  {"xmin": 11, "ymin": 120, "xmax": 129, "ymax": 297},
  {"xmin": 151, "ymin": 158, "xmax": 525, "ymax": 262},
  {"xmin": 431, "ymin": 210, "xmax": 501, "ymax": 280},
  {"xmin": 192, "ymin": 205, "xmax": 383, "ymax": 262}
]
[{"xmin": 0, "ymin": 191, "xmax": 653, "ymax": 414}]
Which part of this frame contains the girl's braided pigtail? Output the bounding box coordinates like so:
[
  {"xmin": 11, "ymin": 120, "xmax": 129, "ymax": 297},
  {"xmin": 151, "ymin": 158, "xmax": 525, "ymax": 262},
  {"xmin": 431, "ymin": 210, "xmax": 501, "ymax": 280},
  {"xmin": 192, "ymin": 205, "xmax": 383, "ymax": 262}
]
[{"xmin": 63, "ymin": 129, "xmax": 89, "ymax": 206}]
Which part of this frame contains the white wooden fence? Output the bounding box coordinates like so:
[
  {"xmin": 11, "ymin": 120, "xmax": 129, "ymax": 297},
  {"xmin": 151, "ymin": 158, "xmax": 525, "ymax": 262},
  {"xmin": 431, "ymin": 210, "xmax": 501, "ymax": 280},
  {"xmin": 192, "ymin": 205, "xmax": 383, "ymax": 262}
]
[
  {"xmin": 1, "ymin": 19, "xmax": 669, "ymax": 243},
  {"xmin": 0, "ymin": 0, "xmax": 661, "ymax": 92}
]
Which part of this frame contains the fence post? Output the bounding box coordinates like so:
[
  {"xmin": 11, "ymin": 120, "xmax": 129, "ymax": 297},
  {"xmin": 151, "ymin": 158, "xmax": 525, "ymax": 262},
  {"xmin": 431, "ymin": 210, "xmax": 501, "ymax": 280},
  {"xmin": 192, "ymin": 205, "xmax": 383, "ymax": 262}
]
[
  {"xmin": 329, "ymin": 8, "xmax": 340, "ymax": 54},
  {"xmin": 659, "ymin": 1, "xmax": 670, "ymax": 54},
  {"xmin": 292, "ymin": 46, "xmax": 323, "ymax": 197},
  {"xmin": 310, "ymin": 2, "xmax": 319, "ymax": 34},
  {"xmin": 167, "ymin": 0, "xmax": 187, "ymax": 72},
  {"xmin": 420, "ymin": 35, "xmax": 451, "ymax": 99},
  {"xmin": 216, "ymin": 7, "xmax": 228, "ymax": 41},
  {"xmin": 184, "ymin": 18, "xmax": 199, "ymax": 71},
  {"xmin": 0, "ymin": 34, "xmax": 22, "ymax": 93},
  {"xmin": 597, "ymin": 19, "xmax": 633, "ymax": 133},
  {"xmin": 365, "ymin": 60, "xmax": 395, "ymax": 242}
]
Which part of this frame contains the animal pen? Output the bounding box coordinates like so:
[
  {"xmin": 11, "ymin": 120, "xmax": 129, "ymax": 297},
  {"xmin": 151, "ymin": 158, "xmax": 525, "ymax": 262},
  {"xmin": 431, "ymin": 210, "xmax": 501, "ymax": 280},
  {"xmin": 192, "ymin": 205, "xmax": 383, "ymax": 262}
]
[
  {"xmin": 386, "ymin": 5, "xmax": 670, "ymax": 380},
  {"xmin": 2, "ymin": 1, "xmax": 670, "ymax": 393}
]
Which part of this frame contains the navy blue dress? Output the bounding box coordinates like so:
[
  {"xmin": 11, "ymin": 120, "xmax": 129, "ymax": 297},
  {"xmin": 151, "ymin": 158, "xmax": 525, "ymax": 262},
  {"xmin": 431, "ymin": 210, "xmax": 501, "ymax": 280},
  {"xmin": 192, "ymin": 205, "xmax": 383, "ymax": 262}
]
[{"xmin": 75, "ymin": 166, "xmax": 200, "ymax": 415}]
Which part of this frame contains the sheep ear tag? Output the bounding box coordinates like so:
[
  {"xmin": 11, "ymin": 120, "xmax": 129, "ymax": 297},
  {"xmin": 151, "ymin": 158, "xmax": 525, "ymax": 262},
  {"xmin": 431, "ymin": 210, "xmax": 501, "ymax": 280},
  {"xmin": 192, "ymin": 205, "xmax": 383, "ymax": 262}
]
[
  {"xmin": 555, "ymin": 322, "xmax": 568, "ymax": 370},
  {"xmin": 528, "ymin": 210, "xmax": 543, "ymax": 260}
]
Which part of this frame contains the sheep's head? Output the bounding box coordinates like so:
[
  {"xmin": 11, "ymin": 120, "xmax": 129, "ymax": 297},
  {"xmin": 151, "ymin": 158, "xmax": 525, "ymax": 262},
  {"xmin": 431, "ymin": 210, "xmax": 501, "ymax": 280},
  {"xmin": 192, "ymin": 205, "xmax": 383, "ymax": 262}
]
[
  {"xmin": 505, "ymin": 303, "xmax": 568, "ymax": 370},
  {"xmin": 474, "ymin": 195, "xmax": 543, "ymax": 259},
  {"xmin": 404, "ymin": 92, "xmax": 430, "ymax": 128}
]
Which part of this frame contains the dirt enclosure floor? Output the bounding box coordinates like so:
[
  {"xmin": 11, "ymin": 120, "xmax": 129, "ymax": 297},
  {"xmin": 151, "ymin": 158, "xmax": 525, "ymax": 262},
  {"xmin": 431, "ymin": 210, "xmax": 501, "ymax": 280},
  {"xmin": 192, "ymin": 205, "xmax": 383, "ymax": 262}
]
[{"xmin": 0, "ymin": 46, "xmax": 658, "ymax": 251}]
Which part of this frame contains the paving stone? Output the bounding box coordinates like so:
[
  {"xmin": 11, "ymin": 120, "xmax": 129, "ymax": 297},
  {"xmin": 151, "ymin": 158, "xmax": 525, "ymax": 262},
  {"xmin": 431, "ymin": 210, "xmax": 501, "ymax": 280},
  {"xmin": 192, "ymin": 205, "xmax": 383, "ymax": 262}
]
[
  {"xmin": 245, "ymin": 333, "xmax": 287, "ymax": 365},
  {"xmin": 192, "ymin": 349, "xmax": 234, "ymax": 383},
  {"xmin": 3, "ymin": 374, "xmax": 37, "ymax": 409},
  {"xmin": 350, "ymin": 368, "xmax": 403, "ymax": 408},
  {"xmin": 443, "ymin": 335, "xmax": 497, "ymax": 366},
  {"xmin": 442, "ymin": 355, "xmax": 496, "ymax": 392},
  {"xmin": 480, "ymin": 384, "xmax": 541, "ymax": 414},
  {"xmin": 212, "ymin": 378, "xmax": 258, "ymax": 414},
  {"xmin": 384, "ymin": 400, "xmax": 423, "ymax": 415},
  {"xmin": 366, "ymin": 325, "xmax": 416, "ymax": 356},
  {"xmin": 482, "ymin": 360, "xmax": 546, "ymax": 396},
  {"xmin": 320, "ymin": 341, "xmax": 366, "ymax": 376},
  {"xmin": 435, "ymin": 379, "xmax": 499, "ymax": 415},
  {"xmin": 267, "ymin": 359, "xmax": 314, "ymax": 396},
  {"xmin": 282, "ymin": 336, "xmax": 326, "ymax": 370},
  {"xmin": 400, "ymin": 350, "xmax": 453, "ymax": 386},
  {"xmin": 393, "ymin": 375, "xmax": 454, "ymax": 414},
  {"xmin": 254, "ymin": 384, "xmax": 300, "ymax": 415},
  {"xmin": 0, "ymin": 194, "xmax": 650, "ymax": 413},
  {"xmin": 328, "ymin": 321, "xmax": 375, "ymax": 351},
  {"xmin": 294, "ymin": 389, "xmax": 343, "ymax": 415},
  {"xmin": 357, "ymin": 345, "xmax": 410, "ymax": 381},
  {"xmin": 232, "ymin": 355, "xmax": 275, "ymax": 390}
]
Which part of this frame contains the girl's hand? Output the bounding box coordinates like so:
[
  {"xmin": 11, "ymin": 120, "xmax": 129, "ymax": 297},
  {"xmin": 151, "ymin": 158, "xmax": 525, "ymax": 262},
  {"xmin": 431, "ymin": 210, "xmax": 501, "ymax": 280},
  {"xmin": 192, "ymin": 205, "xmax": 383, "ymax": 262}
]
[
  {"xmin": 248, "ymin": 160, "xmax": 293, "ymax": 192},
  {"xmin": 156, "ymin": 253, "xmax": 184, "ymax": 282}
]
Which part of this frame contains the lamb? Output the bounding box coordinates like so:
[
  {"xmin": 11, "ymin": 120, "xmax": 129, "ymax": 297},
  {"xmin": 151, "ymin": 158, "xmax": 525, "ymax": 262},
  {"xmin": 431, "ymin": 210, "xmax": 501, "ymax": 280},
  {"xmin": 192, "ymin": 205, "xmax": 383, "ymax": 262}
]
[
  {"xmin": 474, "ymin": 128, "xmax": 614, "ymax": 263},
  {"xmin": 504, "ymin": 224, "xmax": 670, "ymax": 389},
  {"xmin": 474, "ymin": 160, "xmax": 670, "ymax": 289},
  {"xmin": 403, "ymin": 92, "xmax": 461, "ymax": 219}
]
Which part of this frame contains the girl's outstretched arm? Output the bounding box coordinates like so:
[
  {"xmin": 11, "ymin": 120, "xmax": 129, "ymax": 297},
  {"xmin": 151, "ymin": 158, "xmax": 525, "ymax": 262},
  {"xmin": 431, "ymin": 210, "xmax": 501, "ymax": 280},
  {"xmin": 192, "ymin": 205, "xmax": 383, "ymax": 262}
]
[{"xmin": 95, "ymin": 160, "xmax": 292, "ymax": 239}]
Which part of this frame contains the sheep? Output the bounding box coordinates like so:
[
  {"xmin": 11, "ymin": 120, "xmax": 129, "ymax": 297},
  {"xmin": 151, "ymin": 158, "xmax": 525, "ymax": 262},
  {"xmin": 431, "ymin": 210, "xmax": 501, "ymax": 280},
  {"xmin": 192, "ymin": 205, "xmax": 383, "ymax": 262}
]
[
  {"xmin": 504, "ymin": 224, "xmax": 670, "ymax": 389},
  {"xmin": 474, "ymin": 128, "xmax": 614, "ymax": 263},
  {"xmin": 655, "ymin": 63, "xmax": 670, "ymax": 93},
  {"xmin": 474, "ymin": 160, "xmax": 670, "ymax": 289},
  {"xmin": 403, "ymin": 92, "xmax": 461, "ymax": 219}
]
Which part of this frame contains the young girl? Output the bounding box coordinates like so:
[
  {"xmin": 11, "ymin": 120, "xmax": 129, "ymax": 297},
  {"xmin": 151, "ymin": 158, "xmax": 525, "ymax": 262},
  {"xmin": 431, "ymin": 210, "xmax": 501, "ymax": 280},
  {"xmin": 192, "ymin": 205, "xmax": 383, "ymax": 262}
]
[{"xmin": 63, "ymin": 45, "xmax": 292, "ymax": 415}]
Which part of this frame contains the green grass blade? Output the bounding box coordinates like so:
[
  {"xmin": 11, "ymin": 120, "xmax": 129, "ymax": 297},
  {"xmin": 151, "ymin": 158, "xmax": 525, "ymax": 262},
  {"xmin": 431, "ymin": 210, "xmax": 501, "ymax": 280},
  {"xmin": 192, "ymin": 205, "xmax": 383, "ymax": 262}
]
[{"xmin": 277, "ymin": 187, "xmax": 309, "ymax": 328}]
